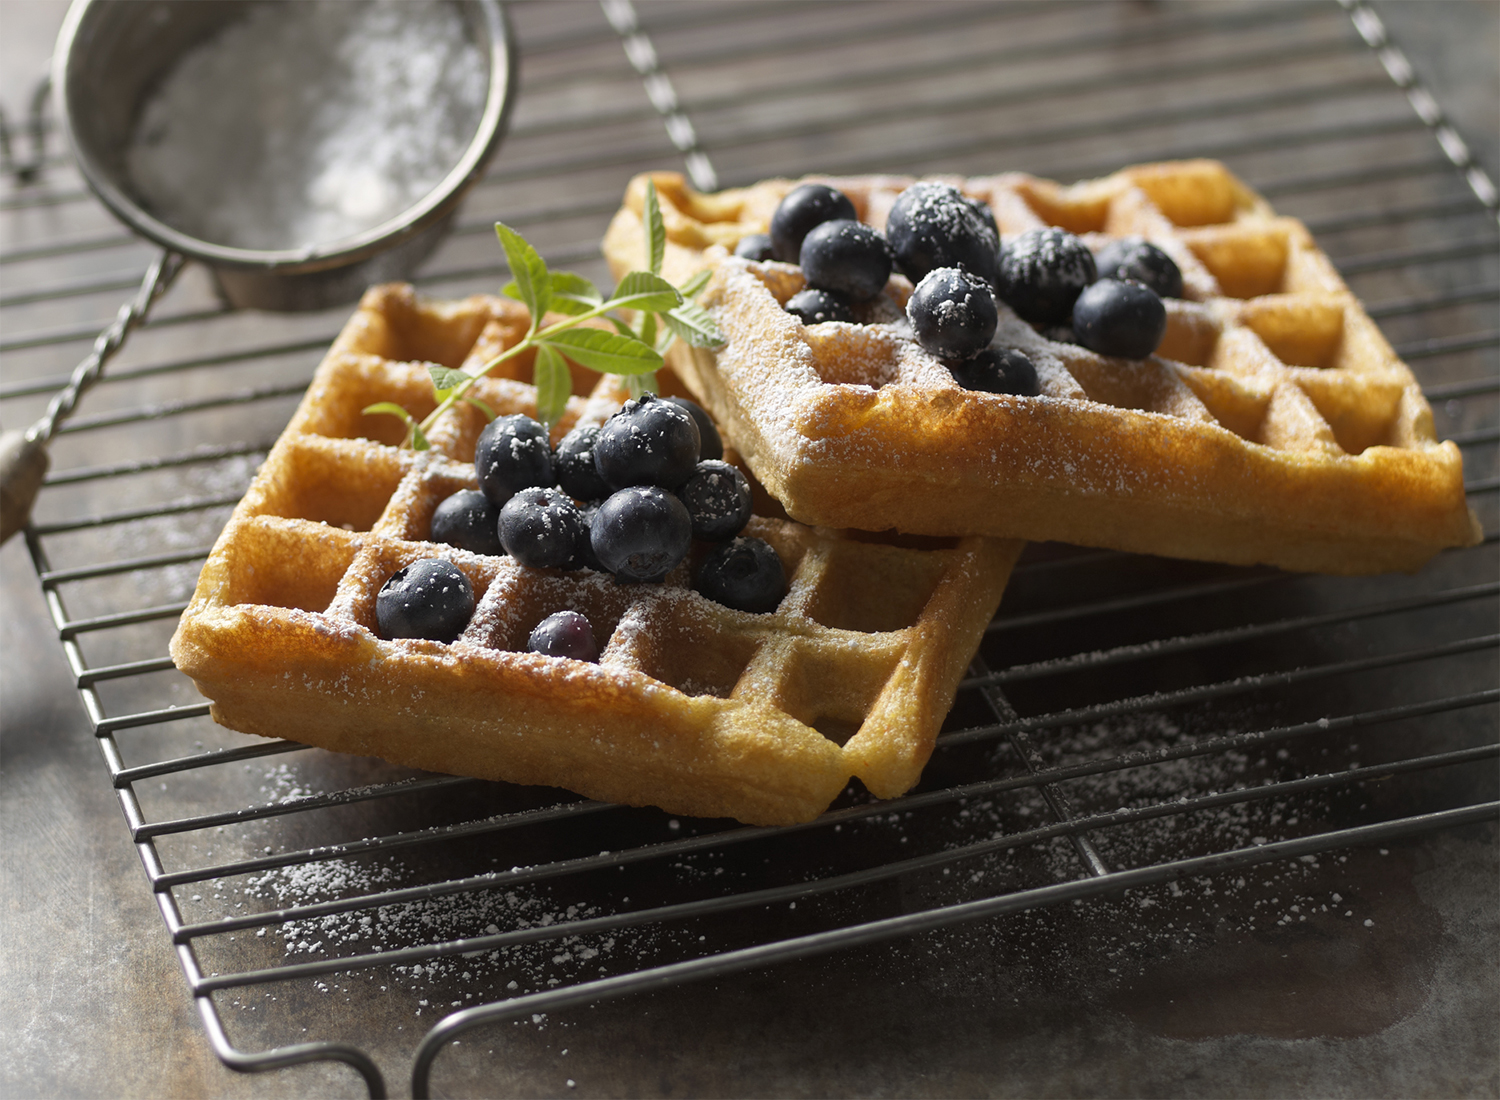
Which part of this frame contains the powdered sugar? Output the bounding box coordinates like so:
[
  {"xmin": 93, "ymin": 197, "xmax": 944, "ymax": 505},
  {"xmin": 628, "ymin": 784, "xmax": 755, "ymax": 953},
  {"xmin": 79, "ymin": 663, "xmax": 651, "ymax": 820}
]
[
  {"xmin": 127, "ymin": 0, "xmax": 486, "ymax": 251},
  {"xmin": 884, "ymin": 708, "xmax": 1394, "ymax": 1002}
]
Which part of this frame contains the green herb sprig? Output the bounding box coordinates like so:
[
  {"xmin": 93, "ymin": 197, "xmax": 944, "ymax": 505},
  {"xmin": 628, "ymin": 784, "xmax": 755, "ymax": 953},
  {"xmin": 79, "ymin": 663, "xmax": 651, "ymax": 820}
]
[{"xmin": 365, "ymin": 181, "xmax": 724, "ymax": 449}]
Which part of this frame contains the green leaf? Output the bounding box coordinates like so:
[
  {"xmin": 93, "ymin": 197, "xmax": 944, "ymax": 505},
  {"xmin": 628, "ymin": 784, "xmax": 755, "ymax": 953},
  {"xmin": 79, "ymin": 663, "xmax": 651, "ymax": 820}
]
[
  {"xmin": 464, "ymin": 396, "xmax": 497, "ymax": 422},
  {"xmin": 533, "ymin": 344, "xmax": 571, "ymax": 430},
  {"xmin": 662, "ymin": 300, "xmax": 726, "ymax": 348},
  {"xmin": 495, "ymin": 222, "xmax": 551, "ymax": 323},
  {"xmin": 535, "ymin": 294, "xmax": 590, "ymax": 317},
  {"xmin": 546, "ymin": 271, "xmax": 602, "ymax": 315},
  {"xmin": 608, "ymin": 270, "xmax": 682, "ymax": 313},
  {"xmin": 638, "ymin": 309, "xmax": 658, "ymax": 351},
  {"xmin": 625, "ymin": 372, "xmax": 659, "ymax": 399},
  {"xmin": 362, "ymin": 402, "xmax": 428, "ymax": 450},
  {"xmin": 541, "ymin": 328, "xmax": 662, "ymax": 375},
  {"xmin": 604, "ymin": 314, "xmax": 637, "ymax": 338},
  {"xmin": 427, "ymin": 364, "xmax": 471, "ymax": 400},
  {"xmin": 643, "ymin": 178, "xmax": 666, "ymax": 277},
  {"xmin": 677, "ymin": 268, "xmax": 711, "ymax": 298}
]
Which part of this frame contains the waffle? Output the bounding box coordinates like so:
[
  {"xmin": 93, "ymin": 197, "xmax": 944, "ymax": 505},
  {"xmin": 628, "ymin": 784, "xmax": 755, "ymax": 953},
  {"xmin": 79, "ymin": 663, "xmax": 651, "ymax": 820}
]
[
  {"xmin": 169, "ymin": 284, "xmax": 1022, "ymax": 826},
  {"xmin": 602, "ymin": 161, "xmax": 1481, "ymax": 574}
]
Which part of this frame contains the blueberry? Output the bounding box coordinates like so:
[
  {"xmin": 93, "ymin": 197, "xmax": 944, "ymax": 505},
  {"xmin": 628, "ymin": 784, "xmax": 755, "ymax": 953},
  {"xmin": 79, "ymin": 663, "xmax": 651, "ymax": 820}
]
[
  {"xmin": 996, "ymin": 227, "xmax": 1097, "ymax": 325},
  {"xmin": 949, "ymin": 347, "xmax": 1039, "ymax": 396},
  {"xmin": 799, "ymin": 219, "xmax": 893, "ymax": 302},
  {"xmin": 527, "ymin": 610, "xmax": 599, "ymax": 663},
  {"xmin": 696, "ymin": 537, "xmax": 786, "ymax": 614},
  {"xmin": 475, "ymin": 414, "xmax": 553, "ymax": 507},
  {"xmin": 499, "ymin": 487, "xmax": 588, "ymax": 570},
  {"xmin": 593, "ymin": 393, "xmax": 701, "ymax": 491},
  {"xmin": 1094, "ymin": 236, "xmax": 1183, "ymax": 300},
  {"xmin": 1071, "ymin": 279, "xmax": 1167, "ymax": 360},
  {"xmin": 591, "ymin": 486, "xmax": 693, "ymax": 583},
  {"xmin": 376, "ymin": 558, "xmax": 474, "ymax": 643},
  {"xmin": 966, "ymin": 195, "xmax": 1000, "ymax": 247},
  {"xmin": 553, "ymin": 424, "xmax": 611, "ymax": 502},
  {"xmin": 734, "ymin": 233, "xmax": 774, "ymax": 261},
  {"xmin": 784, "ymin": 287, "xmax": 854, "ymax": 325},
  {"xmin": 664, "ymin": 397, "xmax": 723, "ymax": 461},
  {"xmin": 769, "ymin": 183, "xmax": 857, "ymax": 263},
  {"xmin": 885, "ymin": 181, "xmax": 1000, "ymax": 285},
  {"xmin": 679, "ymin": 460, "xmax": 752, "ymax": 542},
  {"xmin": 906, "ymin": 267, "xmax": 998, "ymax": 361},
  {"xmin": 429, "ymin": 489, "xmax": 505, "ymax": 556},
  {"xmin": 571, "ymin": 502, "xmax": 606, "ymax": 572}
]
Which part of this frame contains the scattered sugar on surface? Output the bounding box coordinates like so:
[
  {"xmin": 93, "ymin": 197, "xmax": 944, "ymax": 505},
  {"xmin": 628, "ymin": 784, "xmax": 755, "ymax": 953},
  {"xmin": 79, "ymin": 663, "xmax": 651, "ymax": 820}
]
[
  {"xmin": 884, "ymin": 708, "xmax": 1386, "ymax": 996},
  {"xmin": 237, "ymin": 841, "xmax": 685, "ymax": 1021},
  {"xmin": 97, "ymin": 450, "xmax": 263, "ymax": 605},
  {"xmin": 218, "ymin": 757, "xmax": 698, "ymax": 1027},
  {"xmin": 258, "ymin": 761, "xmax": 319, "ymax": 806},
  {"xmin": 105, "ymin": 452, "xmax": 260, "ymax": 555},
  {"xmin": 207, "ymin": 706, "xmax": 1390, "ymax": 1048},
  {"xmin": 127, "ymin": 0, "xmax": 486, "ymax": 250}
]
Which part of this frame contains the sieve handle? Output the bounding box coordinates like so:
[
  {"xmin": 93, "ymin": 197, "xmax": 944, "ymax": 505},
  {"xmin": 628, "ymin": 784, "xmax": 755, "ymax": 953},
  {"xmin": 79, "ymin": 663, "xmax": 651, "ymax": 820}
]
[{"xmin": 1, "ymin": 249, "xmax": 184, "ymax": 544}]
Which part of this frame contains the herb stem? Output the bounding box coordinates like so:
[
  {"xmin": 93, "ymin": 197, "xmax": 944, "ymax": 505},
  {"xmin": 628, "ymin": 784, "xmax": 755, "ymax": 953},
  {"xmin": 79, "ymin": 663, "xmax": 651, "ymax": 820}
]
[
  {"xmin": 414, "ymin": 295, "xmax": 675, "ymax": 436},
  {"xmin": 416, "ymin": 339, "xmax": 531, "ymax": 436}
]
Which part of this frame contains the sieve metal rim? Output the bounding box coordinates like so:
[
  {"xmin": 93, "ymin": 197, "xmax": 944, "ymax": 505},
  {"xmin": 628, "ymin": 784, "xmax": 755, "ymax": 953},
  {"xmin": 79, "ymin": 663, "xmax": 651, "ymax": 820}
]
[{"xmin": 51, "ymin": 0, "xmax": 517, "ymax": 277}]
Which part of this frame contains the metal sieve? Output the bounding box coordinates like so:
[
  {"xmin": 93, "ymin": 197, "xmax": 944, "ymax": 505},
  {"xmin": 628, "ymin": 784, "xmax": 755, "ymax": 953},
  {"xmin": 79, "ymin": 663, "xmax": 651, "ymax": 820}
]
[{"xmin": 0, "ymin": 0, "xmax": 516, "ymax": 542}]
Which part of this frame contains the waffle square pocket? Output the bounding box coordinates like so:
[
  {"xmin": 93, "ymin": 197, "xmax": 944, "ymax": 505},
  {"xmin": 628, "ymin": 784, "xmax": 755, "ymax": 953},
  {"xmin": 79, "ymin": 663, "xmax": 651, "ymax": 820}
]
[
  {"xmin": 603, "ymin": 161, "xmax": 1480, "ymax": 574},
  {"xmin": 170, "ymin": 285, "xmax": 1021, "ymax": 825}
]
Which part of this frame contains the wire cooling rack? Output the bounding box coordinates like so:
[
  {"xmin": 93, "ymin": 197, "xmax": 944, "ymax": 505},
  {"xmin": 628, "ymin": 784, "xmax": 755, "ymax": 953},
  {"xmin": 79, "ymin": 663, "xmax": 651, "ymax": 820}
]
[{"xmin": 2, "ymin": 1, "xmax": 1496, "ymax": 1096}]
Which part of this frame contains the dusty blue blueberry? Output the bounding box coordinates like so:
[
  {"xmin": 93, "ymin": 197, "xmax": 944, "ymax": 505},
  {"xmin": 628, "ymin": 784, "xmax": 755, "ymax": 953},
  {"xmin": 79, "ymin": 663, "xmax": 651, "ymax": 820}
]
[
  {"xmin": 527, "ymin": 610, "xmax": 599, "ymax": 662},
  {"xmin": 907, "ymin": 267, "xmax": 998, "ymax": 361},
  {"xmin": 591, "ymin": 486, "xmax": 693, "ymax": 583},
  {"xmin": 996, "ymin": 227, "xmax": 1097, "ymax": 326},
  {"xmin": 475, "ymin": 414, "xmax": 552, "ymax": 507},
  {"xmin": 429, "ymin": 489, "xmax": 504, "ymax": 556},
  {"xmin": 696, "ymin": 537, "xmax": 786, "ymax": 614},
  {"xmin": 799, "ymin": 219, "xmax": 893, "ymax": 302},
  {"xmin": 1094, "ymin": 236, "xmax": 1183, "ymax": 300},
  {"xmin": 1072, "ymin": 279, "xmax": 1167, "ymax": 360},
  {"xmin": 886, "ymin": 181, "xmax": 999, "ymax": 285},
  {"xmin": 770, "ymin": 183, "xmax": 857, "ymax": 263},
  {"xmin": 376, "ymin": 558, "xmax": 474, "ymax": 642},
  {"xmin": 499, "ymin": 487, "xmax": 588, "ymax": 570},
  {"xmin": 949, "ymin": 348, "xmax": 1039, "ymax": 396},
  {"xmin": 594, "ymin": 393, "xmax": 701, "ymax": 491}
]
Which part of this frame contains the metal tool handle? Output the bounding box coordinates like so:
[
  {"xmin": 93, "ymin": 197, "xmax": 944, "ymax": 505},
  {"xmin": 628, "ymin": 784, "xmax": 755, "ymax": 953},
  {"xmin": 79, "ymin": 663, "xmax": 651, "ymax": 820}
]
[{"xmin": 1, "ymin": 249, "xmax": 184, "ymax": 544}]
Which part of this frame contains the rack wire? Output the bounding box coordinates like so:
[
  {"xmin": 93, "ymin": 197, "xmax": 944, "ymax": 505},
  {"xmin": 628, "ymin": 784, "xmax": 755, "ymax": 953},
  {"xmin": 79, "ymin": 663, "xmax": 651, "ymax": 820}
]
[{"xmin": 2, "ymin": 1, "xmax": 1496, "ymax": 1096}]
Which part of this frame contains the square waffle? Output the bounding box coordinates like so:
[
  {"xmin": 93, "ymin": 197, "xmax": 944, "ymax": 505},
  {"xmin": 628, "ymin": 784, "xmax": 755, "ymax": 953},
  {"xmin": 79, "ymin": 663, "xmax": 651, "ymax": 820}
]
[
  {"xmin": 169, "ymin": 284, "xmax": 1022, "ymax": 826},
  {"xmin": 602, "ymin": 161, "xmax": 1481, "ymax": 574}
]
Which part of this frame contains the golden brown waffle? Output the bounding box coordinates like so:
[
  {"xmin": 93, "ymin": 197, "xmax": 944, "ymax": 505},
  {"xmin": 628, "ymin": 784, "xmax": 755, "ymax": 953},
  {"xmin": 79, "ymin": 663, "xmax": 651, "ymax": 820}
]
[
  {"xmin": 603, "ymin": 161, "xmax": 1481, "ymax": 574},
  {"xmin": 169, "ymin": 285, "xmax": 1022, "ymax": 825}
]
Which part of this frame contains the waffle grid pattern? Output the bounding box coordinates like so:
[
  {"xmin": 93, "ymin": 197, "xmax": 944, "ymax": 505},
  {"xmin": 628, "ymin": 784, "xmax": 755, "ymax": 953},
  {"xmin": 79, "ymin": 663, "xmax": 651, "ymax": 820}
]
[
  {"xmin": 603, "ymin": 161, "xmax": 1480, "ymax": 574},
  {"xmin": 169, "ymin": 285, "xmax": 1021, "ymax": 825}
]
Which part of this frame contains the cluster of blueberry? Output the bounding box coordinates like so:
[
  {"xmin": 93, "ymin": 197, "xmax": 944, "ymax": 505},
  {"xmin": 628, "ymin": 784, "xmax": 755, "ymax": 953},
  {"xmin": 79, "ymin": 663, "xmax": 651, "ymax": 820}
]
[
  {"xmin": 374, "ymin": 394, "xmax": 787, "ymax": 658},
  {"xmin": 736, "ymin": 181, "xmax": 1182, "ymax": 390},
  {"xmin": 1000, "ymin": 227, "xmax": 1179, "ymax": 360}
]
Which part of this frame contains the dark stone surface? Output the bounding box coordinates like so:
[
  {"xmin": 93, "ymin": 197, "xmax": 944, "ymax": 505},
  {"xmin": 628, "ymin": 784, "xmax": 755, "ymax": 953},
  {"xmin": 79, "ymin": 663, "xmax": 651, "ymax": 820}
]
[
  {"xmin": 2, "ymin": 3, "xmax": 1496, "ymax": 1098},
  {"xmin": 1372, "ymin": 0, "xmax": 1499, "ymax": 184}
]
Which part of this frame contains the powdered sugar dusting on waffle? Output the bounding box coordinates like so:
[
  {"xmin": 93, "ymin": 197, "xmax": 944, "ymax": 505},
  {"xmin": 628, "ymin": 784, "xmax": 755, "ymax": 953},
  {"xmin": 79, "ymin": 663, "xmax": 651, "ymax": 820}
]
[
  {"xmin": 624, "ymin": 163, "xmax": 1478, "ymax": 573},
  {"xmin": 171, "ymin": 284, "xmax": 1023, "ymax": 825}
]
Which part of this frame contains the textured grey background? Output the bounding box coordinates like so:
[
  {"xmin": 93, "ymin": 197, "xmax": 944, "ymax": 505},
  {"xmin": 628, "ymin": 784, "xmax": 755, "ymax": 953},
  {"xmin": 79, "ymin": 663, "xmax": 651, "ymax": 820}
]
[
  {"xmin": 2, "ymin": 2, "xmax": 1496, "ymax": 1097},
  {"xmin": 1372, "ymin": 0, "xmax": 1499, "ymax": 182}
]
